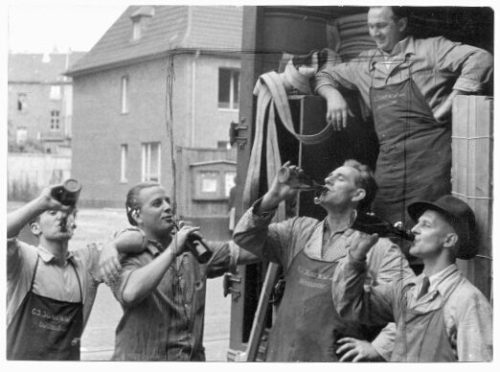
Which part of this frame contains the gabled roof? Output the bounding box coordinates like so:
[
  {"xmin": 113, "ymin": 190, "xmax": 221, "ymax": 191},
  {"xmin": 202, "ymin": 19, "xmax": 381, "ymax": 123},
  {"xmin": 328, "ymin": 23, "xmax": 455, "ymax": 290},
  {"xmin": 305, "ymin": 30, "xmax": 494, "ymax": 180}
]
[
  {"xmin": 66, "ymin": 5, "xmax": 242, "ymax": 76},
  {"xmin": 9, "ymin": 52, "xmax": 86, "ymax": 83}
]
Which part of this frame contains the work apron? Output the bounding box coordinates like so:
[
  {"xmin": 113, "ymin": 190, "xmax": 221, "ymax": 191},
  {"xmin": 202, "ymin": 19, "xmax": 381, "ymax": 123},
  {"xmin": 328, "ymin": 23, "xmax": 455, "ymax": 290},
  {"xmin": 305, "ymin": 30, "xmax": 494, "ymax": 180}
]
[
  {"xmin": 265, "ymin": 250, "xmax": 373, "ymax": 362},
  {"xmin": 391, "ymin": 280, "xmax": 460, "ymax": 362},
  {"xmin": 7, "ymin": 255, "xmax": 84, "ymax": 360},
  {"xmin": 369, "ymin": 65, "xmax": 451, "ymax": 226}
]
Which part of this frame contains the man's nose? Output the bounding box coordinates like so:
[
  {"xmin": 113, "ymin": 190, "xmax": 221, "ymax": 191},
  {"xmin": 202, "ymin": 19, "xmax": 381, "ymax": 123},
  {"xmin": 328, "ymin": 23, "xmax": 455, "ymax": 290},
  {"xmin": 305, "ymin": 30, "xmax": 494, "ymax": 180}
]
[
  {"xmin": 411, "ymin": 224, "xmax": 420, "ymax": 235},
  {"xmin": 56, "ymin": 210, "xmax": 68, "ymax": 219},
  {"xmin": 162, "ymin": 201, "xmax": 172, "ymax": 212}
]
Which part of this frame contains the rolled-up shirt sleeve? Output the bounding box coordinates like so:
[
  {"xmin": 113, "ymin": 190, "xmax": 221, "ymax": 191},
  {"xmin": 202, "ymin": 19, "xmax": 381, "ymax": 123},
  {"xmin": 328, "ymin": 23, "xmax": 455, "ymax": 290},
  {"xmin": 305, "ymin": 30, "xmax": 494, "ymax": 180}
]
[
  {"xmin": 205, "ymin": 240, "xmax": 237, "ymax": 278},
  {"xmin": 110, "ymin": 256, "xmax": 143, "ymax": 307}
]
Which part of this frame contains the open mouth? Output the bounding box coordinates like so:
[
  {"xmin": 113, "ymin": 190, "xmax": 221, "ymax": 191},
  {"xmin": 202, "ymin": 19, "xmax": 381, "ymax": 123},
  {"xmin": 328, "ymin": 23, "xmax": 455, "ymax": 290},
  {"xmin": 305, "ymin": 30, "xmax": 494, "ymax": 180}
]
[{"xmin": 316, "ymin": 186, "xmax": 330, "ymax": 198}]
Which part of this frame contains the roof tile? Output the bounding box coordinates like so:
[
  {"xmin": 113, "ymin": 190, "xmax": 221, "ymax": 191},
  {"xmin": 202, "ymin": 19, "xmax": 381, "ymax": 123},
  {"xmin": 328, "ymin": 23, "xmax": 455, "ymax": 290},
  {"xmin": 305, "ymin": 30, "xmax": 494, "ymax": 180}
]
[{"xmin": 68, "ymin": 5, "xmax": 242, "ymax": 75}]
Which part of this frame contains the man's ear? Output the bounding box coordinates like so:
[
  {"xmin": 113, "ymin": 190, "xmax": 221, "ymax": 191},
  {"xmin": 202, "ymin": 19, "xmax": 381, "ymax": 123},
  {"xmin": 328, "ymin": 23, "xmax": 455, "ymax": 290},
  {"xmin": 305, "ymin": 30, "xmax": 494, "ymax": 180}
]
[
  {"xmin": 397, "ymin": 17, "xmax": 408, "ymax": 33},
  {"xmin": 352, "ymin": 188, "xmax": 366, "ymax": 203},
  {"xmin": 30, "ymin": 221, "xmax": 42, "ymax": 237},
  {"xmin": 443, "ymin": 232, "xmax": 459, "ymax": 250},
  {"xmin": 132, "ymin": 209, "xmax": 142, "ymax": 226}
]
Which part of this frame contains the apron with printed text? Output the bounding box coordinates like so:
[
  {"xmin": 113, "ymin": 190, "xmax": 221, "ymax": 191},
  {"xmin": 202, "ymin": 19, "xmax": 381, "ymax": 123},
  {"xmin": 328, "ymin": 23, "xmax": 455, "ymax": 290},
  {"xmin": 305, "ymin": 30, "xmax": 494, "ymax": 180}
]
[
  {"xmin": 265, "ymin": 249, "xmax": 377, "ymax": 361},
  {"xmin": 369, "ymin": 61, "xmax": 451, "ymax": 225},
  {"xmin": 7, "ymin": 255, "xmax": 84, "ymax": 360}
]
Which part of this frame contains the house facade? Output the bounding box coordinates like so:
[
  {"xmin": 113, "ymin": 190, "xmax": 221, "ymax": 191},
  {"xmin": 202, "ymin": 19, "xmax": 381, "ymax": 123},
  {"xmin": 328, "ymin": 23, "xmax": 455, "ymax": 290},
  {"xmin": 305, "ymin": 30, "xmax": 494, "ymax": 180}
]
[
  {"xmin": 66, "ymin": 6, "xmax": 241, "ymax": 236},
  {"xmin": 8, "ymin": 52, "xmax": 85, "ymax": 154}
]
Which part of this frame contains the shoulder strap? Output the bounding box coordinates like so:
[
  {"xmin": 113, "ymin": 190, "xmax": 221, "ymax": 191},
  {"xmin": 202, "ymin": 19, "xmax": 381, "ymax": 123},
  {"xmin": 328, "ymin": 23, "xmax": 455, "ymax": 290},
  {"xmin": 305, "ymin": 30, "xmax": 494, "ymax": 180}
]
[{"xmin": 29, "ymin": 254, "xmax": 41, "ymax": 290}]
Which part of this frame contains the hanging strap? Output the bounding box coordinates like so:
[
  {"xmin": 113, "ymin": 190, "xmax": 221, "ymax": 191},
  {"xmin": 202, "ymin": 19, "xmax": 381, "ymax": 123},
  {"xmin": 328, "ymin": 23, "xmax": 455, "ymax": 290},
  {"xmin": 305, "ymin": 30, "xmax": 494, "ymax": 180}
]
[
  {"xmin": 242, "ymin": 70, "xmax": 333, "ymax": 211},
  {"xmin": 260, "ymin": 71, "xmax": 334, "ymax": 145}
]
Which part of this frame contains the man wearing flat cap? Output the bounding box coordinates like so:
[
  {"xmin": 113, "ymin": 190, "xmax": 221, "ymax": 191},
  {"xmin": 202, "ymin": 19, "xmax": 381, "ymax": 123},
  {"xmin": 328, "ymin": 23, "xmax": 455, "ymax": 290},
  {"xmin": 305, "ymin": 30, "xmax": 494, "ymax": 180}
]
[{"xmin": 331, "ymin": 195, "xmax": 492, "ymax": 361}]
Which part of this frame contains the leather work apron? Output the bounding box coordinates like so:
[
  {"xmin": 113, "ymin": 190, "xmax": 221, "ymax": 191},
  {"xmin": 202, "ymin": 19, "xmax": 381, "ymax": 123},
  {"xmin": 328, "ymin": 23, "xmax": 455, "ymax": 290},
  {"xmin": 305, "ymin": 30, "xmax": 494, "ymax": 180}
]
[
  {"xmin": 369, "ymin": 65, "xmax": 451, "ymax": 225},
  {"xmin": 391, "ymin": 280, "xmax": 460, "ymax": 362},
  {"xmin": 265, "ymin": 250, "xmax": 371, "ymax": 361},
  {"xmin": 7, "ymin": 255, "xmax": 84, "ymax": 360}
]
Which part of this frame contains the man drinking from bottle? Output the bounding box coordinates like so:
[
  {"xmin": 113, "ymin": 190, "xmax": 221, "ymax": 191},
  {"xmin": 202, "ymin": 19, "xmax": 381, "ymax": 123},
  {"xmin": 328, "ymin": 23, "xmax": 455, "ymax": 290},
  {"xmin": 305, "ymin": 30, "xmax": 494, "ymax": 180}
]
[{"xmin": 233, "ymin": 160, "xmax": 414, "ymax": 361}]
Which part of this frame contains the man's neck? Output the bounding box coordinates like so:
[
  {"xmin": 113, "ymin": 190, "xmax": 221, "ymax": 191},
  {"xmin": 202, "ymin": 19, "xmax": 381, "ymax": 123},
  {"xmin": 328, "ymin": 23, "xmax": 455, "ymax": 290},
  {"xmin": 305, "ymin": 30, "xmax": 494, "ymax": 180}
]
[
  {"xmin": 324, "ymin": 208, "xmax": 356, "ymax": 234},
  {"xmin": 144, "ymin": 229, "xmax": 173, "ymax": 251},
  {"xmin": 422, "ymin": 255, "xmax": 455, "ymax": 277},
  {"xmin": 39, "ymin": 237, "xmax": 69, "ymax": 265}
]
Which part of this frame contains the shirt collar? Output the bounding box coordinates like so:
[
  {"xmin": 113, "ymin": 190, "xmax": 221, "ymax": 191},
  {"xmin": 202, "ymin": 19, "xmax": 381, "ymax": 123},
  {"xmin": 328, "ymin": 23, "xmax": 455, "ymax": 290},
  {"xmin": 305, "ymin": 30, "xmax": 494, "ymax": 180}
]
[
  {"xmin": 370, "ymin": 36, "xmax": 415, "ymax": 70},
  {"xmin": 427, "ymin": 263, "xmax": 458, "ymax": 291},
  {"xmin": 37, "ymin": 245, "xmax": 74, "ymax": 264},
  {"xmin": 410, "ymin": 264, "xmax": 459, "ymax": 301},
  {"xmin": 145, "ymin": 239, "xmax": 163, "ymax": 257},
  {"xmin": 388, "ymin": 36, "xmax": 414, "ymax": 57}
]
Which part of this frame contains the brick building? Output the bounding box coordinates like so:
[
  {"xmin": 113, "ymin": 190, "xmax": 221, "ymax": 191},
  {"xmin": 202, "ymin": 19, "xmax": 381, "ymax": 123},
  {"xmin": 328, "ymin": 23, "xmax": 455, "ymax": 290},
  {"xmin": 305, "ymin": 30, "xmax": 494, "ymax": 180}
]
[
  {"xmin": 8, "ymin": 51, "xmax": 85, "ymax": 154},
  {"xmin": 66, "ymin": 6, "xmax": 241, "ymax": 232}
]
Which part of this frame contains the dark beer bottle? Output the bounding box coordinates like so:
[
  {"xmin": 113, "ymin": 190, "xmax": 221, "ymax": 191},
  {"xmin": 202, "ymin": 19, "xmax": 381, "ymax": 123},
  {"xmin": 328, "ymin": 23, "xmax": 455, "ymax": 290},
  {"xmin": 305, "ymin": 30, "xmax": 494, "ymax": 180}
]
[
  {"xmin": 277, "ymin": 167, "xmax": 326, "ymax": 193},
  {"xmin": 51, "ymin": 179, "xmax": 82, "ymax": 206},
  {"xmin": 352, "ymin": 213, "xmax": 414, "ymax": 241}
]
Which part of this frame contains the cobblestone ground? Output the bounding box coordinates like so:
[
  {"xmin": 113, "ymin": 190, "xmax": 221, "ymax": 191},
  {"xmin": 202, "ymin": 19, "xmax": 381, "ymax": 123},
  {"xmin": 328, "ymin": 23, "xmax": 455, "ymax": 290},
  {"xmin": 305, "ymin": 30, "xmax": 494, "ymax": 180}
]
[{"xmin": 8, "ymin": 204, "xmax": 232, "ymax": 362}]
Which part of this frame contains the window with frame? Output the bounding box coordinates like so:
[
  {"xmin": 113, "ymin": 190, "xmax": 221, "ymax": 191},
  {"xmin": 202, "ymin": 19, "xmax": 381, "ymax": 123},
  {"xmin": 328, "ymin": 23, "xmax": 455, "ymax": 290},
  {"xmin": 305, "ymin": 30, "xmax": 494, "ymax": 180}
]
[
  {"xmin": 17, "ymin": 93, "xmax": 27, "ymax": 112},
  {"xmin": 50, "ymin": 85, "xmax": 61, "ymax": 100},
  {"xmin": 50, "ymin": 110, "xmax": 60, "ymax": 130},
  {"xmin": 132, "ymin": 21, "xmax": 141, "ymax": 41},
  {"xmin": 16, "ymin": 127, "xmax": 27, "ymax": 145},
  {"xmin": 121, "ymin": 76, "xmax": 129, "ymax": 114},
  {"xmin": 218, "ymin": 68, "xmax": 240, "ymax": 110},
  {"xmin": 141, "ymin": 142, "xmax": 161, "ymax": 182},
  {"xmin": 120, "ymin": 144, "xmax": 128, "ymax": 183}
]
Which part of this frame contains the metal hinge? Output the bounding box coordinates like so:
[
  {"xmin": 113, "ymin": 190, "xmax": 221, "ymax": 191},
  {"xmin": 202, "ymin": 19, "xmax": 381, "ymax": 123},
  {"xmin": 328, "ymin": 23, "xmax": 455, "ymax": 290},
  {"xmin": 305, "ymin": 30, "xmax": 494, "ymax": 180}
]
[{"xmin": 229, "ymin": 118, "xmax": 248, "ymax": 149}]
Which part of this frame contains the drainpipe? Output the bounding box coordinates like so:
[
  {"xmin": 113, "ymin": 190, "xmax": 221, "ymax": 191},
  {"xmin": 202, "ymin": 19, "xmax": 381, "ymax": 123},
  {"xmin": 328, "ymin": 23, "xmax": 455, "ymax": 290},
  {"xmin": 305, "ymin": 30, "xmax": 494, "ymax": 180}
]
[{"xmin": 191, "ymin": 49, "xmax": 200, "ymax": 147}]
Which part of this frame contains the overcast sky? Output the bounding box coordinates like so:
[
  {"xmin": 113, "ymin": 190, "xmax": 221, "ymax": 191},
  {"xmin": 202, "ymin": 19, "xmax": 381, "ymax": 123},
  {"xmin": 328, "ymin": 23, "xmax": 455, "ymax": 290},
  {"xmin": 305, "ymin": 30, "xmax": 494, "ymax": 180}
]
[
  {"xmin": 5, "ymin": 0, "xmax": 494, "ymax": 54},
  {"xmin": 7, "ymin": 0, "xmax": 127, "ymax": 53}
]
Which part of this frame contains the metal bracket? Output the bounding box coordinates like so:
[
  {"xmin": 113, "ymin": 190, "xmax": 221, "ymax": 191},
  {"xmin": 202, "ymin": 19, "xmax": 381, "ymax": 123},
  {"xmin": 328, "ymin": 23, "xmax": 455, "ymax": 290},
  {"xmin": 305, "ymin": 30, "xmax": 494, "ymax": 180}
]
[
  {"xmin": 223, "ymin": 273, "xmax": 242, "ymax": 300},
  {"xmin": 229, "ymin": 118, "xmax": 248, "ymax": 149}
]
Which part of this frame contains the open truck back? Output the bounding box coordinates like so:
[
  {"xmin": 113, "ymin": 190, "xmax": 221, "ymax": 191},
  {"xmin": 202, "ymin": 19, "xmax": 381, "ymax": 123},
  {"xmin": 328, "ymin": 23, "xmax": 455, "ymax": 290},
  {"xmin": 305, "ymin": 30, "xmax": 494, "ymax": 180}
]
[{"xmin": 225, "ymin": 6, "xmax": 493, "ymax": 361}]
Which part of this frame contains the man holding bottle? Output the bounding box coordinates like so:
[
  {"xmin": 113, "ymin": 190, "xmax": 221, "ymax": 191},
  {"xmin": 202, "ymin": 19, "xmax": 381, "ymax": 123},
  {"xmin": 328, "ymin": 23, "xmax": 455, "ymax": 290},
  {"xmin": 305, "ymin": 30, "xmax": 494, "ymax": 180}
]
[
  {"xmin": 6, "ymin": 182, "xmax": 123, "ymax": 360},
  {"xmin": 100, "ymin": 181, "xmax": 258, "ymax": 361},
  {"xmin": 233, "ymin": 160, "xmax": 414, "ymax": 361}
]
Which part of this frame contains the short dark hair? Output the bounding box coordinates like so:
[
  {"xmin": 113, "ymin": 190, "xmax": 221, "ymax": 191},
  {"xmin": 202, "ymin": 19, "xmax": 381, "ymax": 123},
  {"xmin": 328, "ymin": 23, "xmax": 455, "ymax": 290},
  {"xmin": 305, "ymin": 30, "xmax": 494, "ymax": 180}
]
[
  {"xmin": 343, "ymin": 159, "xmax": 378, "ymax": 213},
  {"xmin": 390, "ymin": 6, "xmax": 410, "ymax": 21},
  {"xmin": 369, "ymin": 6, "xmax": 410, "ymax": 22},
  {"xmin": 125, "ymin": 181, "xmax": 162, "ymax": 226}
]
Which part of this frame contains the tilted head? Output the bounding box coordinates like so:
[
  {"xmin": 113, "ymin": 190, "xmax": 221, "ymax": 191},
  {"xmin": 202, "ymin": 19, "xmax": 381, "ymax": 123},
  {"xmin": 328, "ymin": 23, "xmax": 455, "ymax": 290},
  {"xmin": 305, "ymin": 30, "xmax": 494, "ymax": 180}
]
[
  {"xmin": 408, "ymin": 195, "xmax": 478, "ymax": 260},
  {"xmin": 367, "ymin": 6, "xmax": 409, "ymax": 53},
  {"xmin": 125, "ymin": 182, "xmax": 175, "ymax": 239},
  {"xmin": 30, "ymin": 208, "xmax": 78, "ymax": 242},
  {"xmin": 320, "ymin": 159, "xmax": 377, "ymax": 212}
]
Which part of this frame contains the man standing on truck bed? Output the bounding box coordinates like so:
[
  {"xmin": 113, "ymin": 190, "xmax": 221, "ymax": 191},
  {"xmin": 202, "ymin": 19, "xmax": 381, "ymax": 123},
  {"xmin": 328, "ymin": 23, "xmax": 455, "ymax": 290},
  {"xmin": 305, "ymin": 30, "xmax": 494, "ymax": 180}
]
[
  {"xmin": 234, "ymin": 160, "xmax": 414, "ymax": 361},
  {"xmin": 315, "ymin": 6, "xmax": 493, "ymax": 226}
]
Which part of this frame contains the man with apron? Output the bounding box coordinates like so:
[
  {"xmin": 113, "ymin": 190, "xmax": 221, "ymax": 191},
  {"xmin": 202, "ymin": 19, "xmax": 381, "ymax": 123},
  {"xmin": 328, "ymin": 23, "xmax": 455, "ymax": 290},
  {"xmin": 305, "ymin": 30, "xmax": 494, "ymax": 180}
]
[
  {"xmin": 332, "ymin": 195, "xmax": 492, "ymax": 361},
  {"xmin": 315, "ymin": 6, "xmax": 493, "ymax": 227},
  {"xmin": 6, "ymin": 184, "xmax": 127, "ymax": 360},
  {"xmin": 233, "ymin": 160, "xmax": 414, "ymax": 362}
]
